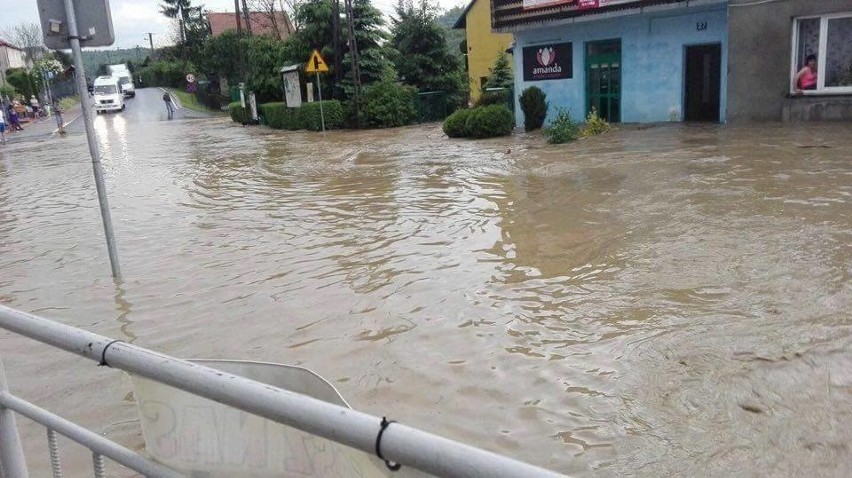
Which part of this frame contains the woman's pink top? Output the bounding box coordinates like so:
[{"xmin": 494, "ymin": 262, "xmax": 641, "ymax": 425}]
[{"xmin": 800, "ymin": 68, "xmax": 817, "ymax": 89}]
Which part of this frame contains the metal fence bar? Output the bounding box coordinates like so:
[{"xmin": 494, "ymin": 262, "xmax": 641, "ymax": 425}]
[
  {"xmin": 0, "ymin": 304, "xmax": 564, "ymax": 477},
  {"xmin": 92, "ymin": 453, "xmax": 106, "ymax": 478},
  {"xmin": 0, "ymin": 356, "xmax": 29, "ymax": 478},
  {"xmin": 47, "ymin": 429, "xmax": 63, "ymax": 478},
  {"xmin": 0, "ymin": 393, "xmax": 183, "ymax": 478}
]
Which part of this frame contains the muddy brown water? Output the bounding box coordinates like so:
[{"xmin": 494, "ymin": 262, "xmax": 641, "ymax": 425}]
[{"xmin": 1, "ymin": 116, "xmax": 850, "ymax": 476}]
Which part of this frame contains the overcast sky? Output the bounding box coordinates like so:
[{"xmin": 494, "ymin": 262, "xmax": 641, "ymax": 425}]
[{"xmin": 1, "ymin": 0, "xmax": 465, "ymax": 50}]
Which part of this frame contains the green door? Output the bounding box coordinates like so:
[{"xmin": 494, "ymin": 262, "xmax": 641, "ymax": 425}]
[{"xmin": 586, "ymin": 39, "xmax": 621, "ymax": 122}]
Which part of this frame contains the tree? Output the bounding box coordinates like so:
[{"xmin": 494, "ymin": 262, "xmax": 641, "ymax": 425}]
[
  {"xmin": 389, "ymin": 0, "xmax": 465, "ymax": 104},
  {"xmin": 2, "ymin": 22, "xmax": 44, "ymax": 64},
  {"xmin": 289, "ymin": 0, "xmax": 342, "ymax": 97},
  {"xmin": 340, "ymin": 0, "xmax": 394, "ymax": 98},
  {"xmin": 436, "ymin": 6, "xmax": 465, "ymax": 59},
  {"xmin": 201, "ymin": 30, "xmax": 243, "ymax": 84},
  {"xmin": 484, "ymin": 51, "xmax": 513, "ymax": 89},
  {"xmin": 160, "ymin": 0, "xmax": 197, "ymax": 44}
]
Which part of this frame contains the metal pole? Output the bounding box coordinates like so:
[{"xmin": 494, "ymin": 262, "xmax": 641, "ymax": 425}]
[
  {"xmin": 0, "ymin": 356, "xmax": 29, "ymax": 478},
  {"xmin": 0, "ymin": 394, "xmax": 182, "ymax": 478},
  {"xmin": 0, "ymin": 305, "xmax": 564, "ymax": 478},
  {"xmin": 146, "ymin": 33, "xmax": 155, "ymax": 53},
  {"xmin": 316, "ymin": 73, "xmax": 325, "ymax": 132},
  {"xmin": 63, "ymin": 0, "xmax": 121, "ymax": 278}
]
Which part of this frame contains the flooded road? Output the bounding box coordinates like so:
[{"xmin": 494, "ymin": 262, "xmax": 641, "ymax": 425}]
[{"xmin": 1, "ymin": 91, "xmax": 850, "ymax": 476}]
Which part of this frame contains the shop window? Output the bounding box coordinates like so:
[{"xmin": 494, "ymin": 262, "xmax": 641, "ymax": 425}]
[{"xmin": 791, "ymin": 13, "xmax": 852, "ymax": 93}]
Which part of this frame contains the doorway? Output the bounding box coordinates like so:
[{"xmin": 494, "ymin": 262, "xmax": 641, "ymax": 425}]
[
  {"xmin": 684, "ymin": 44, "xmax": 721, "ymax": 121},
  {"xmin": 586, "ymin": 39, "xmax": 621, "ymax": 122}
]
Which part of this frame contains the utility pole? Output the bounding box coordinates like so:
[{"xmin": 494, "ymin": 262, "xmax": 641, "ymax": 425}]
[
  {"xmin": 332, "ymin": 0, "xmax": 342, "ymax": 91},
  {"xmin": 233, "ymin": 0, "xmax": 243, "ymax": 36},
  {"xmin": 146, "ymin": 32, "xmax": 155, "ymax": 54},
  {"xmin": 344, "ymin": 0, "xmax": 362, "ymax": 126},
  {"xmin": 135, "ymin": 45, "xmax": 140, "ymax": 62},
  {"xmin": 241, "ymin": 0, "xmax": 253, "ymax": 36}
]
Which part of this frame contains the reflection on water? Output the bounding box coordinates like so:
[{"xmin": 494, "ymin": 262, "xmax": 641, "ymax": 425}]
[{"xmin": 0, "ymin": 119, "xmax": 850, "ymax": 476}]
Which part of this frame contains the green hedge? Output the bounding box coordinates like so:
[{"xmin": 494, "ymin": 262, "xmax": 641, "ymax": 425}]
[
  {"xmin": 443, "ymin": 104, "xmax": 514, "ymax": 139},
  {"xmin": 363, "ymin": 81, "xmax": 418, "ymax": 128},
  {"xmin": 260, "ymin": 102, "xmax": 301, "ymax": 130},
  {"xmin": 299, "ymin": 101, "xmax": 343, "ymax": 131},
  {"xmin": 254, "ymin": 101, "xmax": 343, "ymax": 131},
  {"xmin": 136, "ymin": 61, "xmax": 196, "ymax": 88},
  {"xmin": 442, "ymin": 108, "xmax": 472, "ymax": 138},
  {"xmin": 229, "ymin": 101, "xmax": 249, "ymax": 124}
]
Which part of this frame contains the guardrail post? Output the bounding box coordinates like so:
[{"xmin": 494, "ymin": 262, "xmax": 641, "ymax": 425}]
[
  {"xmin": 47, "ymin": 429, "xmax": 63, "ymax": 478},
  {"xmin": 0, "ymin": 355, "xmax": 29, "ymax": 478},
  {"xmin": 92, "ymin": 453, "xmax": 106, "ymax": 478}
]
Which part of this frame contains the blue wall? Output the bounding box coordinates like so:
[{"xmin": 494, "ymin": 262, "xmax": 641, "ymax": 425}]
[{"xmin": 513, "ymin": 4, "xmax": 728, "ymax": 125}]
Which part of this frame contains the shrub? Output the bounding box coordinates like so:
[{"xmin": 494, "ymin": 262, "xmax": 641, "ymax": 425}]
[
  {"xmin": 519, "ymin": 86, "xmax": 548, "ymax": 131},
  {"xmin": 543, "ymin": 107, "xmax": 579, "ymax": 144},
  {"xmin": 229, "ymin": 101, "xmax": 249, "ymax": 124},
  {"xmin": 362, "ymin": 81, "xmax": 418, "ymax": 128},
  {"xmin": 443, "ymin": 108, "xmax": 472, "ymax": 138},
  {"xmin": 465, "ymin": 104, "xmax": 515, "ymax": 138},
  {"xmin": 580, "ymin": 107, "xmax": 611, "ymax": 137},
  {"xmin": 298, "ymin": 101, "xmax": 344, "ymax": 131},
  {"xmin": 261, "ymin": 102, "xmax": 301, "ymax": 130}
]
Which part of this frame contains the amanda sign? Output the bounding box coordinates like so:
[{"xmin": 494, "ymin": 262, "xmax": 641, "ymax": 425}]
[{"xmin": 523, "ymin": 43, "xmax": 573, "ymax": 81}]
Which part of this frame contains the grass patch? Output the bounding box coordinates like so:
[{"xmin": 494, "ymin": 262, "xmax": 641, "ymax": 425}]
[{"xmin": 167, "ymin": 88, "xmax": 210, "ymax": 113}]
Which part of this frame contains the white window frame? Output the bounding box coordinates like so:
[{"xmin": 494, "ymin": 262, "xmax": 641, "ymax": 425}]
[{"xmin": 790, "ymin": 12, "xmax": 852, "ymax": 95}]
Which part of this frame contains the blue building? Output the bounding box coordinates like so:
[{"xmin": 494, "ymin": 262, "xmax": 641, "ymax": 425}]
[{"xmin": 496, "ymin": 0, "xmax": 729, "ymax": 124}]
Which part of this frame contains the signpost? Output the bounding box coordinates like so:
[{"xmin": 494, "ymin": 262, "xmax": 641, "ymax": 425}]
[
  {"xmin": 305, "ymin": 49, "xmax": 329, "ymax": 132},
  {"xmin": 38, "ymin": 0, "xmax": 121, "ymax": 278}
]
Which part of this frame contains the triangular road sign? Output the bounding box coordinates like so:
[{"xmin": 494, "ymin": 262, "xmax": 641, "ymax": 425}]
[{"xmin": 305, "ymin": 50, "xmax": 329, "ymax": 74}]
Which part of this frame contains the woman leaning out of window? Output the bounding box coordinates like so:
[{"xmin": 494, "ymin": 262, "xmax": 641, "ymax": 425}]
[{"xmin": 794, "ymin": 54, "xmax": 817, "ymax": 94}]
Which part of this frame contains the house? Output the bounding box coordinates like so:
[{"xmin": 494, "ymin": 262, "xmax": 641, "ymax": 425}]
[
  {"xmin": 454, "ymin": 0, "xmax": 515, "ymax": 102},
  {"xmin": 207, "ymin": 11, "xmax": 295, "ymax": 40},
  {"xmin": 495, "ymin": 0, "xmax": 730, "ymax": 125},
  {"xmin": 0, "ymin": 40, "xmax": 29, "ymax": 90},
  {"xmin": 494, "ymin": 0, "xmax": 852, "ymax": 125},
  {"xmin": 727, "ymin": 0, "xmax": 852, "ymax": 122}
]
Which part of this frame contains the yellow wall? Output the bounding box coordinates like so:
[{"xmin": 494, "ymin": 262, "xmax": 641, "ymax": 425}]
[{"xmin": 464, "ymin": 0, "xmax": 514, "ymax": 102}]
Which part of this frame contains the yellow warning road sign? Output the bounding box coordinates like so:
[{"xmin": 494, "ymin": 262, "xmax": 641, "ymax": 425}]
[{"xmin": 305, "ymin": 50, "xmax": 329, "ymax": 74}]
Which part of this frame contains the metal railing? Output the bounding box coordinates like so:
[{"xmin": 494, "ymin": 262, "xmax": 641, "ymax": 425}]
[{"xmin": 0, "ymin": 304, "xmax": 564, "ymax": 478}]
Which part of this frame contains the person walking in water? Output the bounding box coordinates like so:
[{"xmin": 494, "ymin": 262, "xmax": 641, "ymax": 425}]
[
  {"xmin": 0, "ymin": 107, "xmax": 7, "ymax": 144},
  {"xmin": 794, "ymin": 54, "xmax": 817, "ymax": 94},
  {"xmin": 7, "ymin": 104, "xmax": 23, "ymax": 131},
  {"xmin": 52, "ymin": 97, "xmax": 66, "ymax": 135},
  {"xmin": 163, "ymin": 91, "xmax": 174, "ymax": 120}
]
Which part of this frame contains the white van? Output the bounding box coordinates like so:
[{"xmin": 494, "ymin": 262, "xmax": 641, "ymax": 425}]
[{"xmin": 93, "ymin": 76, "xmax": 126, "ymax": 113}]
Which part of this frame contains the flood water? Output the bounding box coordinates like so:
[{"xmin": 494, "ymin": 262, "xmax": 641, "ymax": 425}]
[{"xmin": 1, "ymin": 107, "xmax": 850, "ymax": 476}]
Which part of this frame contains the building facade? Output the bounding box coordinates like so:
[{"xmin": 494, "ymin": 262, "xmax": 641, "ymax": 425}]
[
  {"xmin": 727, "ymin": 0, "xmax": 852, "ymax": 122},
  {"xmin": 0, "ymin": 41, "xmax": 28, "ymax": 90},
  {"xmin": 454, "ymin": 0, "xmax": 515, "ymax": 102},
  {"xmin": 497, "ymin": 0, "xmax": 728, "ymax": 126}
]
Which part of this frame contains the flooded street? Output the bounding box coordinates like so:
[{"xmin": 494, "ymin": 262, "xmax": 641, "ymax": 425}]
[{"xmin": 1, "ymin": 91, "xmax": 850, "ymax": 476}]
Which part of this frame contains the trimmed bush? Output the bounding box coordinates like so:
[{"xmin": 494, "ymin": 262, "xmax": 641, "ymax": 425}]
[
  {"xmin": 362, "ymin": 81, "xmax": 418, "ymax": 128},
  {"xmin": 544, "ymin": 107, "xmax": 579, "ymax": 144},
  {"xmin": 299, "ymin": 101, "xmax": 344, "ymax": 131},
  {"xmin": 229, "ymin": 101, "xmax": 249, "ymax": 124},
  {"xmin": 465, "ymin": 104, "xmax": 515, "ymax": 138},
  {"xmin": 260, "ymin": 102, "xmax": 301, "ymax": 130},
  {"xmin": 519, "ymin": 86, "xmax": 548, "ymax": 131},
  {"xmin": 443, "ymin": 108, "xmax": 473, "ymax": 138},
  {"xmin": 136, "ymin": 61, "xmax": 195, "ymax": 88}
]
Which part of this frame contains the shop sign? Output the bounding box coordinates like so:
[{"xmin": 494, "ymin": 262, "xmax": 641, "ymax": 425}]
[{"xmin": 522, "ymin": 43, "xmax": 573, "ymax": 81}]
